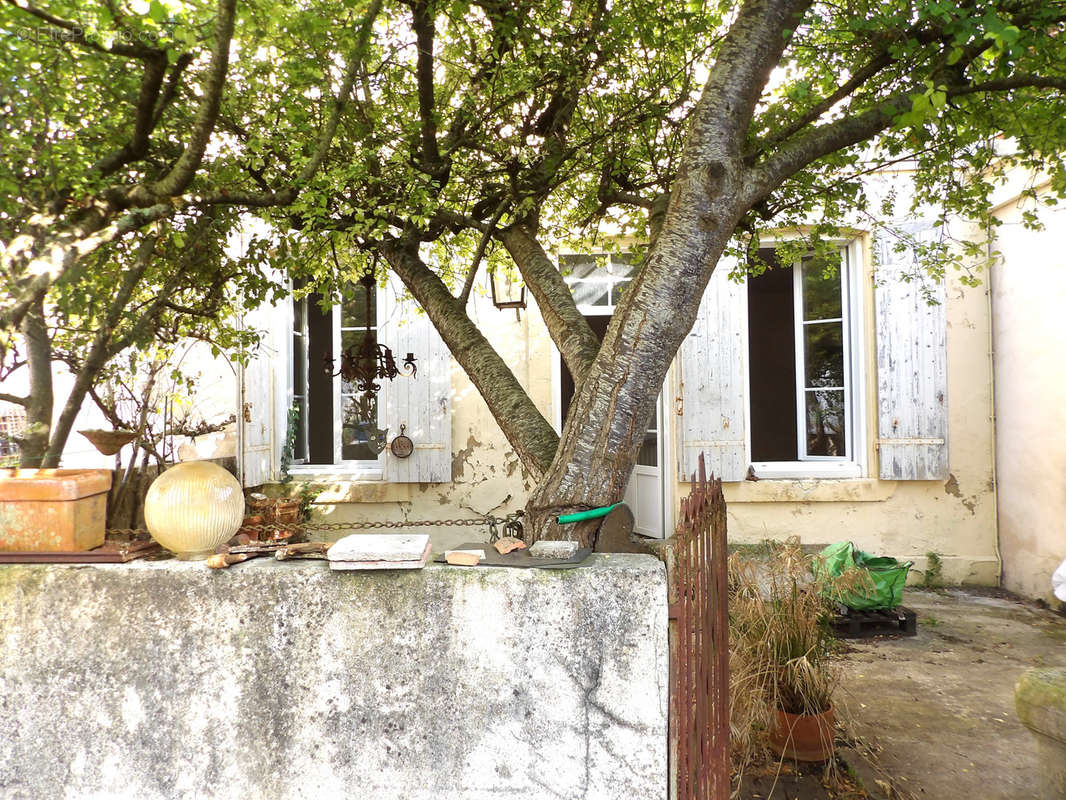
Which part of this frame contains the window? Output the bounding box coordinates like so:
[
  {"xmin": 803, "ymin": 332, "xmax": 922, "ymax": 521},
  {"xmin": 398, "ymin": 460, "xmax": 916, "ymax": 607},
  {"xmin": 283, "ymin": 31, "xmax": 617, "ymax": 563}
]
[
  {"xmin": 290, "ymin": 281, "xmax": 382, "ymax": 468},
  {"xmin": 746, "ymin": 244, "xmax": 863, "ymax": 478},
  {"xmin": 560, "ymin": 253, "xmax": 635, "ymax": 311},
  {"xmin": 558, "ymin": 252, "xmax": 658, "ymax": 470}
]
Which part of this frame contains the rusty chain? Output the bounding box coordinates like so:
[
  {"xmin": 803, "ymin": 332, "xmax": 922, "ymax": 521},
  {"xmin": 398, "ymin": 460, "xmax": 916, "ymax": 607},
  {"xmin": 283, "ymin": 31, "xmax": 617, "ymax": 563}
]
[{"xmin": 106, "ymin": 511, "xmax": 525, "ymax": 542}]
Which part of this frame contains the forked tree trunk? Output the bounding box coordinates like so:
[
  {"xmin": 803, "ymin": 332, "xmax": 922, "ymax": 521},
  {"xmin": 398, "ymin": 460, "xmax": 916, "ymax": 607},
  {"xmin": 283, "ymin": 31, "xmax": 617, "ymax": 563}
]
[{"xmin": 524, "ymin": 168, "xmax": 750, "ymax": 545}]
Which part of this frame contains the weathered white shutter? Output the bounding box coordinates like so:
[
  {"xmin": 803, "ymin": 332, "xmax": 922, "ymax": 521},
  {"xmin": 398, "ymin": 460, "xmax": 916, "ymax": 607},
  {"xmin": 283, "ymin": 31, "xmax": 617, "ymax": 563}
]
[
  {"xmin": 237, "ymin": 295, "xmax": 288, "ymax": 487},
  {"xmin": 675, "ymin": 258, "xmax": 748, "ymax": 482},
  {"xmin": 379, "ymin": 277, "xmax": 452, "ymax": 483},
  {"xmin": 874, "ymin": 221, "xmax": 948, "ymax": 480}
]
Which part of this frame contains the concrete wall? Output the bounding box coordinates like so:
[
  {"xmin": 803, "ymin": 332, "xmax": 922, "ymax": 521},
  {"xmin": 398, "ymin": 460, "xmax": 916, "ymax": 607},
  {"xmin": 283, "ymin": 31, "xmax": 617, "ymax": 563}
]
[
  {"xmin": 991, "ymin": 191, "xmax": 1066, "ymax": 603},
  {"xmin": 0, "ymin": 555, "xmax": 667, "ymax": 800}
]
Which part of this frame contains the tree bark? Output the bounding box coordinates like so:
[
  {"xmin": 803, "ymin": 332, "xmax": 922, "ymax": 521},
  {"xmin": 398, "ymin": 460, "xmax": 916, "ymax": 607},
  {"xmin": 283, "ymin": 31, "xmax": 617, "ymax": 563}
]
[
  {"xmin": 380, "ymin": 241, "xmax": 559, "ymax": 478},
  {"xmin": 18, "ymin": 300, "xmax": 53, "ymax": 468},
  {"xmin": 522, "ymin": 0, "xmax": 809, "ymax": 543}
]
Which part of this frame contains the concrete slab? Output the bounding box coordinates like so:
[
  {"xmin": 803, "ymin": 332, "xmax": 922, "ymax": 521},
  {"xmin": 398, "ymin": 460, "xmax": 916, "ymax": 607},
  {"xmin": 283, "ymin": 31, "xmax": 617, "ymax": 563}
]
[{"xmin": 839, "ymin": 588, "xmax": 1066, "ymax": 800}]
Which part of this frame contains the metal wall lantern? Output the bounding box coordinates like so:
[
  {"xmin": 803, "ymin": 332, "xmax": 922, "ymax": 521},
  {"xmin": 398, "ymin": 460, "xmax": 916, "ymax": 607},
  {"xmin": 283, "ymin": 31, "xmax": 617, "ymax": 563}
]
[{"xmin": 489, "ymin": 268, "xmax": 527, "ymax": 319}]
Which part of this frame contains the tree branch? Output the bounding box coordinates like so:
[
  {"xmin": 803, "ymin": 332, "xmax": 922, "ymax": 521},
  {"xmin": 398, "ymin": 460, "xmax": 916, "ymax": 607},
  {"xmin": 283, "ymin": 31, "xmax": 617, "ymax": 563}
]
[
  {"xmin": 410, "ymin": 0, "xmax": 444, "ymax": 179},
  {"xmin": 498, "ymin": 225, "xmax": 601, "ymax": 387},
  {"xmin": 131, "ymin": 0, "xmax": 238, "ymax": 202},
  {"xmin": 380, "ymin": 239, "xmax": 559, "ymax": 476},
  {"xmin": 198, "ymin": 0, "xmax": 382, "ymax": 207},
  {"xmin": 5, "ymin": 0, "xmax": 164, "ymax": 60},
  {"xmin": 93, "ymin": 54, "xmax": 169, "ymax": 176},
  {"xmin": 0, "ymin": 202, "xmax": 176, "ymax": 335},
  {"xmin": 458, "ymin": 199, "xmax": 509, "ymax": 306},
  {"xmin": 0, "ymin": 393, "xmax": 28, "ymax": 407}
]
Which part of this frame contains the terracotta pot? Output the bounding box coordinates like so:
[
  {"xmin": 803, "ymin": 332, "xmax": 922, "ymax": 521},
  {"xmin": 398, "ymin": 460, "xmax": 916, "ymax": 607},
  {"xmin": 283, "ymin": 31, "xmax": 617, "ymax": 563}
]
[
  {"xmin": 768, "ymin": 707, "xmax": 835, "ymax": 762},
  {"xmin": 273, "ymin": 498, "xmax": 301, "ymax": 524},
  {"xmin": 272, "ymin": 498, "xmax": 302, "ymax": 542},
  {"xmin": 144, "ymin": 461, "xmax": 244, "ymax": 560},
  {"xmin": 78, "ymin": 429, "xmax": 138, "ymax": 456},
  {"xmin": 0, "ymin": 469, "xmax": 112, "ymax": 552}
]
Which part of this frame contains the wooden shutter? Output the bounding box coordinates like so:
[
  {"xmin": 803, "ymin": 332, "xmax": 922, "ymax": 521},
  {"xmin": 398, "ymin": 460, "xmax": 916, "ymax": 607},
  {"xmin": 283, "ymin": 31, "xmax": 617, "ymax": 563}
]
[
  {"xmin": 675, "ymin": 259, "xmax": 748, "ymax": 482},
  {"xmin": 379, "ymin": 277, "xmax": 452, "ymax": 483},
  {"xmin": 237, "ymin": 294, "xmax": 288, "ymax": 487},
  {"xmin": 874, "ymin": 221, "xmax": 949, "ymax": 480}
]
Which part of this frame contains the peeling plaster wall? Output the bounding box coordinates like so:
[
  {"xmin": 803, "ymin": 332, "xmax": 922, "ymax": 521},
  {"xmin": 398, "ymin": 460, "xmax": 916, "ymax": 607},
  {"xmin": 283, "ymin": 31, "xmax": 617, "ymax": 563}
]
[
  {"xmin": 0, "ymin": 556, "xmax": 668, "ymax": 800},
  {"xmin": 303, "ymin": 290, "xmax": 554, "ymax": 552},
  {"xmin": 307, "ymin": 230, "xmax": 998, "ymax": 582},
  {"xmin": 990, "ymin": 191, "xmax": 1066, "ymax": 602},
  {"xmin": 666, "ymin": 220, "xmax": 998, "ymax": 585}
]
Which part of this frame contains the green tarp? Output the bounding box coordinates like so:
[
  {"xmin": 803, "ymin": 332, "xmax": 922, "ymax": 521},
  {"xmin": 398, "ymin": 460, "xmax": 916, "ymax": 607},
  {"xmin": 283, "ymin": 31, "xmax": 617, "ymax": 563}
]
[{"xmin": 814, "ymin": 541, "xmax": 913, "ymax": 610}]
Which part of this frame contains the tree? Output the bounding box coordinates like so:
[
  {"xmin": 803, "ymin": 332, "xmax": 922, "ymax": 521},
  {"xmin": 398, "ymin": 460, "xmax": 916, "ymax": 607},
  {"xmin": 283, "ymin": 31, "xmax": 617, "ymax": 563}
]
[
  {"xmin": 0, "ymin": 209, "xmax": 272, "ymax": 467},
  {"xmin": 4, "ymin": 0, "xmax": 1066, "ymax": 542}
]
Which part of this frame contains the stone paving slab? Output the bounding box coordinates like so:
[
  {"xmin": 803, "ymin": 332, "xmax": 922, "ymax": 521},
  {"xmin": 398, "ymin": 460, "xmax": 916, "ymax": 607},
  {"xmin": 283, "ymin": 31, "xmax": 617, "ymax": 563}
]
[{"xmin": 838, "ymin": 588, "xmax": 1066, "ymax": 800}]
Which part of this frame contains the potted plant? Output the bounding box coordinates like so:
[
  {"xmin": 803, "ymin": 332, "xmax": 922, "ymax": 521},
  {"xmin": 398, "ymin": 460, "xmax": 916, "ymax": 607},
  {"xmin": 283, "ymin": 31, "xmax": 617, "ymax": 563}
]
[{"xmin": 729, "ymin": 539, "xmax": 863, "ymax": 764}]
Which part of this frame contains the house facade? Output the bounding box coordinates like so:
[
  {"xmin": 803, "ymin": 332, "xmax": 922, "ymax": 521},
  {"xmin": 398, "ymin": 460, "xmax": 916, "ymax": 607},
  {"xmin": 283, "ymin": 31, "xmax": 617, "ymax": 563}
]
[
  {"xmin": 11, "ymin": 174, "xmax": 1058, "ymax": 602},
  {"xmin": 232, "ymin": 172, "xmax": 1012, "ymax": 591}
]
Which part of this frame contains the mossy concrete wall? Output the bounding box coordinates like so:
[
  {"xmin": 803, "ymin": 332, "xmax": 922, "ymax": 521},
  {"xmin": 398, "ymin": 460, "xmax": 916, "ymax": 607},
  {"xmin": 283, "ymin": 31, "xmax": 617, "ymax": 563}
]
[{"xmin": 0, "ymin": 555, "xmax": 667, "ymax": 800}]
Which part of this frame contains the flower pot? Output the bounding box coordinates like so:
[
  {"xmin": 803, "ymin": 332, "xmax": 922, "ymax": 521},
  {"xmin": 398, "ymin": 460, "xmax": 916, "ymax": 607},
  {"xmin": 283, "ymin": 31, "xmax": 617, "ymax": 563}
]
[
  {"xmin": 78, "ymin": 429, "xmax": 138, "ymax": 456},
  {"xmin": 144, "ymin": 461, "xmax": 244, "ymax": 560},
  {"xmin": 272, "ymin": 498, "xmax": 302, "ymax": 542},
  {"xmin": 769, "ymin": 707, "xmax": 835, "ymax": 762},
  {"xmin": 0, "ymin": 469, "xmax": 112, "ymax": 551}
]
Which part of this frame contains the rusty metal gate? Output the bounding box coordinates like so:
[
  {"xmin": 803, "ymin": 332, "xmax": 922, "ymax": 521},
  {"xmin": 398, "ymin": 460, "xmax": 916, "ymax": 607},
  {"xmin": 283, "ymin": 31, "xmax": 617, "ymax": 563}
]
[{"xmin": 668, "ymin": 452, "xmax": 729, "ymax": 799}]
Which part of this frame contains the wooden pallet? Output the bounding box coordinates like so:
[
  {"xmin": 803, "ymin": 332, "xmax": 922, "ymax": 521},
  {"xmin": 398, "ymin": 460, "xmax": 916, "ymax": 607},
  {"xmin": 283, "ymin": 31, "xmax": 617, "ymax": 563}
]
[{"xmin": 831, "ymin": 605, "xmax": 917, "ymax": 639}]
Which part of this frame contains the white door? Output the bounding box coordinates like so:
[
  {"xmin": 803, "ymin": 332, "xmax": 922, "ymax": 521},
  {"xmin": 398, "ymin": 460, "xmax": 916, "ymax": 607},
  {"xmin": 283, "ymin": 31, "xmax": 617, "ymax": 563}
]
[
  {"xmin": 624, "ymin": 396, "xmax": 665, "ymax": 538},
  {"xmin": 556, "ymin": 312, "xmax": 666, "ymax": 538}
]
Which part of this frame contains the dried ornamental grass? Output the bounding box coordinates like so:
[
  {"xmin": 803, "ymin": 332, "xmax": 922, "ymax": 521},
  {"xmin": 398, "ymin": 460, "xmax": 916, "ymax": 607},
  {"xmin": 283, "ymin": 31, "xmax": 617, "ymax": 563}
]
[{"xmin": 728, "ymin": 537, "xmax": 871, "ymax": 772}]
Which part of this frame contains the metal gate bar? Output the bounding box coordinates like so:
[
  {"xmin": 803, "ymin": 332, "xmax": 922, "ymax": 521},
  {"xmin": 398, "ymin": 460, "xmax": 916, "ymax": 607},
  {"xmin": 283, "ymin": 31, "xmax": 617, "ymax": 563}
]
[{"xmin": 668, "ymin": 452, "xmax": 729, "ymax": 799}]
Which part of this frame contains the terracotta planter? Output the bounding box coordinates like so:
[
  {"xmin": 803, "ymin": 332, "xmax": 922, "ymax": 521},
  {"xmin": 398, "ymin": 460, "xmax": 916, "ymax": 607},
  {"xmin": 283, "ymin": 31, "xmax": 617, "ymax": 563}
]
[
  {"xmin": 768, "ymin": 707, "xmax": 835, "ymax": 762},
  {"xmin": 272, "ymin": 498, "xmax": 302, "ymax": 542},
  {"xmin": 78, "ymin": 429, "xmax": 138, "ymax": 456},
  {"xmin": 0, "ymin": 469, "xmax": 112, "ymax": 552}
]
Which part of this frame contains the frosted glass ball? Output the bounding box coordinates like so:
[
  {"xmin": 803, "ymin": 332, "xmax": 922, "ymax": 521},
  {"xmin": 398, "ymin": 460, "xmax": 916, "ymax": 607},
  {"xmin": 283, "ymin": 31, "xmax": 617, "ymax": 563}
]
[{"xmin": 144, "ymin": 461, "xmax": 244, "ymax": 560}]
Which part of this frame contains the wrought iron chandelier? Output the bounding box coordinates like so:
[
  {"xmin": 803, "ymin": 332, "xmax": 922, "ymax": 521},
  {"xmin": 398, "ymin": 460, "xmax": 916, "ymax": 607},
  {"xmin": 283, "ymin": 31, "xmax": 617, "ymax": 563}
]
[
  {"xmin": 322, "ymin": 269, "xmax": 417, "ymax": 454},
  {"xmin": 323, "ymin": 272, "xmax": 417, "ymax": 392}
]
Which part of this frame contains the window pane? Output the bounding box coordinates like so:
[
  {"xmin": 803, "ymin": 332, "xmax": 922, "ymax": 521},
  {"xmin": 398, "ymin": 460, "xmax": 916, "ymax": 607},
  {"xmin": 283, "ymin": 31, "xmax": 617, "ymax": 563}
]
[
  {"xmin": 610, "ymin": 253, "xmax": 637, "ymax": 277},
  {"xmin": 637, "ymin": 430, "xmax": 658, "ymax": 467},
  {"xmin": 803, "ymin": 322, "xmax": 844, "ymax": 388},
  {"xmin": 292, "ymin": 334, "xmax": 306, "ymax": 397},
  {"xmin": 293, "ymin": 397, "xmax": 307, "ymax": 461},
  {"xmin": 293, "ymin": 296, "xmax": 305, "ymax": 332},
  {"xmin": 341, "ymin": 393, "xmax": 380, "ymax": 461},
  {"xmin": 559, "ymin": 254, "xmax": 607, "ymax": 279},
  {"xmin": 571, "ymin": 280, "xmax": 611, "ymax": 306},
  {"xmin": 339, "ymin": 330, "xmax": 374, "ymax": 393},
  {"xmin": 802, "ymin": 259, "xmax": 842, "ymax": 321},
  {"xmin": 342, "ymin": 282, "xmax": 375, "ymax": 329},
  {"xmin": 805, "ymin": 390, "xmax": 845, "ymax": 457}
]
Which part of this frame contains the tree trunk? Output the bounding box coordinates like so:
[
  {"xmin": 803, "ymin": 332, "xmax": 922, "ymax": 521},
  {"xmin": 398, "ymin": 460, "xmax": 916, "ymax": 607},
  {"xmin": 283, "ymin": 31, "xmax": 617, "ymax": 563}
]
[
  {"xmin": 524, "ymin": 169, "xmax": 751, "ymax": 544},
  {"xmin": 18, "ymin": 300, "xmax": 53, "ymax": 468}
]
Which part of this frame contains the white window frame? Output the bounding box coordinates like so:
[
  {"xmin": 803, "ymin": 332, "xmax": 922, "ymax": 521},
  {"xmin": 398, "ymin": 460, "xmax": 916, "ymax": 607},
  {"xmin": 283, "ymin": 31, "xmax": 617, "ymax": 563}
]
[
  {"xmin": 747, "ymin": 238, "xmax": 867, "ymax": 480},
  {"xmin": 286, "ymin": 288, "xmax": 385, "ymax": 481}
]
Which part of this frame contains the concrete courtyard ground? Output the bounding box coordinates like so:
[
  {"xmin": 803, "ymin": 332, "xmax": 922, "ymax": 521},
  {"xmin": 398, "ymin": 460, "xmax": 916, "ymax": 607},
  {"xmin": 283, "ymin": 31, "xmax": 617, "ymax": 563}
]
[{"xmin": 836, "ymin": 587, "xmax": 1066, "ymax": 799}]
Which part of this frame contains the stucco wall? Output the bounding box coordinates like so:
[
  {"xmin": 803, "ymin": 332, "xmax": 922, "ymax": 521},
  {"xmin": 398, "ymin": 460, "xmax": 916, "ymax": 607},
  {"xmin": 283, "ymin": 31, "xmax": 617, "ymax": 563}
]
[
  {"xmin": 991, "ymin": 192, "xmax": 1066, "ymax": 602},
  {"xmin": 295, "ymin": 291, "xmax": 553, "ymax": 552},
  {"xmin": 686, "ymin": 230, "xmax": 999, "ymax": 585},
  {"xmin": 0, "ymin": 555, "xmax": 667, "ymax": 800}
]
